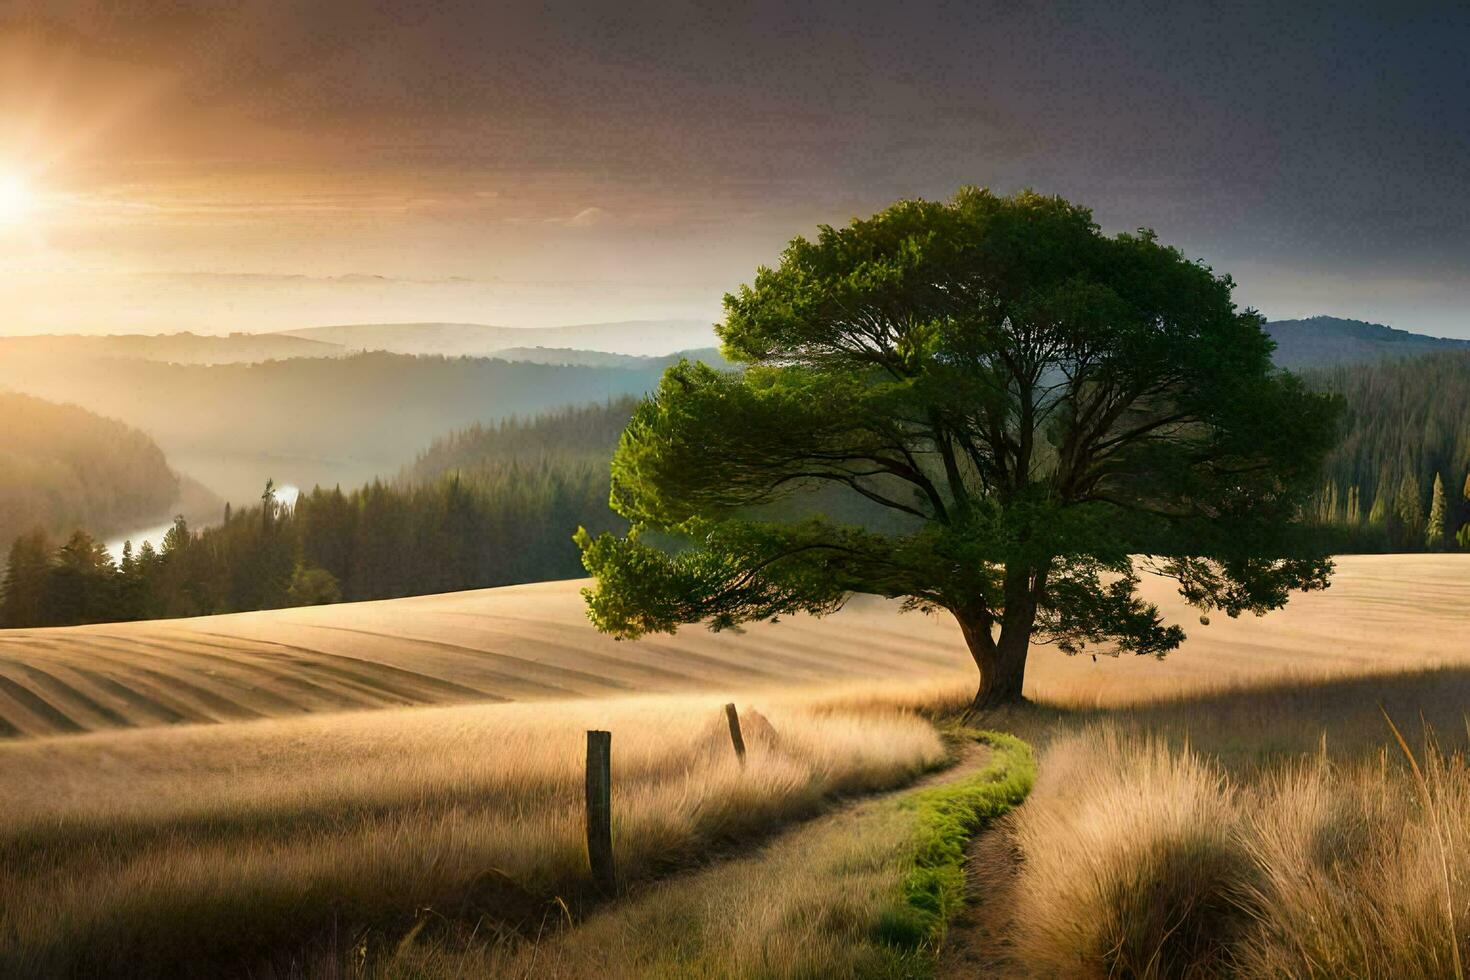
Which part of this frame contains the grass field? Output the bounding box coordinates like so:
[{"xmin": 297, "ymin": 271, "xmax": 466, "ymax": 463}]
[
  {"xmin": 0, "ymin": 554, "xmax": 1463, "ymax": 739},
  {"xmin": 1, "ymin": 554, "xmax": 1468, "ymax": 976},
  {"xmin": 0, "ymin": 690, "xmax": 951, "ymax": 976}
]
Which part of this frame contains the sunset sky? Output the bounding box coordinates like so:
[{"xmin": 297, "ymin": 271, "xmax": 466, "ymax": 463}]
[{"xmin": 1, "ymin": 0, "xmax": 1467, "ymax": 336}]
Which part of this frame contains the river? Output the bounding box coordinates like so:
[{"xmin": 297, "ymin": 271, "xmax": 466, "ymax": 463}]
[{"xmin": 104, "ymin": 484, "xmax": 300, "ymax": 562}]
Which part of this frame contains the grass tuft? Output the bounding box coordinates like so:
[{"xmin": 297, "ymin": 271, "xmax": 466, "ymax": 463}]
[{"xmin": 878, "ymin": 730, "xmax": 1036, "ymax": 952}]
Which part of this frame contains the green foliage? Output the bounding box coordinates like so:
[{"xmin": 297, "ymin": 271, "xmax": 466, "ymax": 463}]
[
  {"xmin": 581, "ymin": 188, "xmax": 1341, "ymax": 700},
  {"xmin": 0, "ymin": 402, "xmax": 634, "ymax": 627},
  {"xmin": 286, "ymin": 564, "xmax": 341, "ymax": 606},
  {"xmin": 1302, "ymin": 352, "xmax": 1470, "ymax": 552},
  {"xmin": 0, "ymin": 530, "xmax": 51, "ymax": 628},
  {"xmin": 1426, "ymin": 473, "xmax": 1448, "ymax": 551},
  {"xmin": 876, "ymin": 730, "xmax": 1036, "ymax": 952}
]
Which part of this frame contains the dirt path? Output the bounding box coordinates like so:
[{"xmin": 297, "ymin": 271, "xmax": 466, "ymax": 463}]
[
  {"xmin": 936, "ymin": 811, "xmax": 1026, "ymax": 978},
  {"xmin": 483, "ymin": 733, "xmax": 998, "ymax": 977}
]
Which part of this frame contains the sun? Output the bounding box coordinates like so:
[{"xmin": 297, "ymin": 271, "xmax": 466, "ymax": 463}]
[{"xmin": 0, "ymin": 173, "xmax": 37, "ymax": 227}]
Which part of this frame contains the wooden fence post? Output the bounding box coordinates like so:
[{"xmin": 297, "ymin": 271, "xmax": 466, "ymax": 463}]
[
  {"xmin": 585, "ymin": 729, "xmax": 615, "ymax": 894},
  {"xmin": 724, "ymin": 703, "xmax": 747, "ymax": 765}
]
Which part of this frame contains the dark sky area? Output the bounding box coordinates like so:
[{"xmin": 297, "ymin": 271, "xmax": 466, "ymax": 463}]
[{"xmin": 0, "ymin": 0, "xmax": 1467, "ymax": 334}]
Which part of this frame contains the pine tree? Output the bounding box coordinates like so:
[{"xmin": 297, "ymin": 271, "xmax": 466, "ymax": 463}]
[
  {"xmin": 1427, "ymin": 472, "xmax": 1447, "ymax": 551},
  {"xmin": 1315, "ymin": 482, "xmax": 1339, "ymax": 524},
  {"xmin": 47, "ymin": 530, "xmax": 116, "ymax": 626},
  {"xmin": 1392, "ymin": 472, "xmax": 1424, "ymax": 550},
  {"xmin": 1368, "ymin": 488, "xmax": 1388, "ymax": 524},
  {"xmin": 1, "ymin": 529, "xmax": 54, "ymax": 628}
]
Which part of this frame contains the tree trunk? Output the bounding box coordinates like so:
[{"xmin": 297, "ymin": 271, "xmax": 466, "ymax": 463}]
[
  {"xmin": 956, "ymin": 565, "xmax": 1041, "ymax": 714},
  {"xmin": 957, "ymin": 611, "xmax": 1029, "ymax": 712}
]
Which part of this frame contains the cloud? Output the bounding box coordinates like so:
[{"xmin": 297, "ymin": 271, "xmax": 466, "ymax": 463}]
[{"xmin": 565, "ymin": 206, "xmax": 609, "ymax": 228}]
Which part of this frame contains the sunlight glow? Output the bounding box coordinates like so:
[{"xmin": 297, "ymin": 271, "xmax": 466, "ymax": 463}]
[{"xmin": 0, "ymin": 173, "xmax": 37, "ymax": 227}]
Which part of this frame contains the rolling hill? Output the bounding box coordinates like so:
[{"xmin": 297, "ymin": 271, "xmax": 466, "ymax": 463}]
[
  {"xmin": 0, "ymin": 393, "xmax": 181, "ymax": 548},
  {"xmin": 0, "ymin": 332, "xmax": 344, "ymax": 365},
  {"xmin": 0, "ymin": 554, "xmax": 1462, "ymax": 739},
  {"xmin": 0, "ymin": 351, "xmax": 687, "ymax": 501},
  {"xmin": 279, "ymin": 319, "xmax": 718, "ymax": 358},
  {"xmin": 1266, "ymin": 315, "xmax": 1470, "ymax": 368}
]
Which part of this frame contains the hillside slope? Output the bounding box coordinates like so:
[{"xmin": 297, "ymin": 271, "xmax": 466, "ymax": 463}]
[
  {"xmin": 0, "ymin": 332, "xmax": 343, "ymax": 365},
  {"xmin": 0, "ymin": 352, "xmax": 677, "ymax": 501},
  {"xmin": 280, "ymin": 319, "xmax": 717, "ymax": 357},
  {"xmin": 1266, "ymin": 315, "xmax": 1470, "ymax": 368},
  {"xmin": 0, "ymin": 393, "xmax": 181, "ymax": 548},
  {"xmin": 0, "ymin": 554, "xmax": 1464, "ymax": 738}
]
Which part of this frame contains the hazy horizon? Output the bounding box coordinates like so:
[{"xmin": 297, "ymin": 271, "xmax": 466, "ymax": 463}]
[
  {"xmin": 0, "ymin": 314, "xmax": 720, "ymax": 341},
  {"xmin": 2, "ymin": 3, "xmax": 1468, "ymax": 338}
]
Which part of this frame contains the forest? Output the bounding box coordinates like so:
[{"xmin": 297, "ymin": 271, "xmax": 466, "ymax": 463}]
[
  {"xmin": 0, "ymin": 393, "xmax": 179, "ymax": 550},
  {"xmin": 6, "ymin": 348, "xmax": 1470, "ymax": 629},
  {"xmin": 0, "ymin": 403, "xmax": 631, "ymax": 628},
  {"xmin": 1301, "ymin": 351, "xmax": 1470, "ymax": 551}
]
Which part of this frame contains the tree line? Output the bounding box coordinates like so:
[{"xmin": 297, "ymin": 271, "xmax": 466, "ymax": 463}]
[
  {"xmin": 1, "ymin": 402, "xmax": 634, "ymax": 628},
  {"xmin": 1301, "ymin": 351, "xmax": 1470, "ymax": 551},
  {"xmin": 6, "ymin": 344, "xmax": 1470, "ymax": 630}
]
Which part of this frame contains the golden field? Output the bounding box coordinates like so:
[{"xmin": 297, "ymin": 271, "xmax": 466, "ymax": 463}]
[
  {"xmin": 0, "ymin": 690, "xmax": 950, "ymax": 976},
  {"xmin": 0, "ymin": 554, "xmax": 1464, "ymax": 738},
  {"xmin": 1, "ymin": 553, "xmax": 1468, "ymax": 977}
]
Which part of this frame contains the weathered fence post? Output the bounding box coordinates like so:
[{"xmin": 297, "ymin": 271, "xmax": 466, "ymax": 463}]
[
  {"xmin": 724, "ymin": 702, "xmax": 747, "ymax": 765},
  {"xmin": 585, "ymin": 729, "xmax": 615, "ymax": 894}
]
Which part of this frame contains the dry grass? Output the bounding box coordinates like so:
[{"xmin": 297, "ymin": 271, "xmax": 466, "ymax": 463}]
[
  {"xmin": 0, "ymin": 584, "xmax": 973, "ymax": 738},
  {"xmin": 0, "ymin": 554, "xmax": 1467, "ymax": 976},
  {"xmin": 1002, "ymin": 676, "xmax": 1470, "ymax": 979},
  {"xmin": 0, "ymin": 690, "xmax": 946, "ymax": 977},
  {"xmin": 0, "ymin": 554, "xmax": 1464, "ymax": 738},
  {"xmin": 1236, "ymin": 742, "xmax": 1470, "ymax": 979},
  {"xmin": 386, "ymin": 731, "xmax": 1034, "ymax": 980},
  {"xmin": 1009, "ymin": 730, "xmax": 1250, "ymax": 978},
  {"xmin": 405, "ymin": 754, "xmax": 938, "ymax": 980}
]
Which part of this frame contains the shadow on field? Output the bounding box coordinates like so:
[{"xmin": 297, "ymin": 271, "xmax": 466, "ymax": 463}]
[{"xmin": 943, "ymin": 665, "xmax": 1470, "ymax": 980}]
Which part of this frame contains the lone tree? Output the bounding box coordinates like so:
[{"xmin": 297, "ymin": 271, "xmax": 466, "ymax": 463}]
[{"xmin": 577, "ymin": 189, "xmax": 1341, "ymax": 710}]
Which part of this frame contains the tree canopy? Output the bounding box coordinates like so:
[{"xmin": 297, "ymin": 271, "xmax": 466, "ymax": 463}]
[{"xmin": 578, "ymin": 188, "xmax": 1342, "ymax": 708}]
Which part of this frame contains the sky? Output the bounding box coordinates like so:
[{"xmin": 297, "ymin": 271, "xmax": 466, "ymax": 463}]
[{"xmin": 0, "ymin": 0, "xmax": 1467, "ymax": 336}]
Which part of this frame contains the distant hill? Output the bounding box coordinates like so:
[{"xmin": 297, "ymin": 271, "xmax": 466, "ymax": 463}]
[
  {"xmin": 0, "ymin": 393, "xmax": 184, "ymax": 548},
  {"xmin": 488, "ymin": 345, "xmax": 728, "ymax": 369},
  {"xmin": 402, "ymin": 398, "xmax": 640, "ymax": 486},
  {"xmin": 1266, "ymin": 316, "xmax": 1470, "ymax": 369},
  {"xmin": 0, "ymin": 351, "xmax": 704, "ymax": 502},
  {"xmin": 488, "ymin": 347, "xmax": 656, "ymax": 368},
  {"xmin": 0, "ymin": 332, "xmax": 343, "ymax": 365},
  {"xmin": 278, "ymin": 319, "xmax": 717, "ymax": 358}
]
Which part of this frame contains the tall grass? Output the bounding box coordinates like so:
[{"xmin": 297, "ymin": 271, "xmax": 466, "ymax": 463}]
[
  {"xmin": 1009, "ymin": 730, "xmax": 1252, "ymax": 978},
  {"xmin": 398, "ymin": 729, "xmax": 1036, "ymax": 979},
  {"xmin": 1006, "ymin": 719, "xmax": 1470, "ymax": 979},
  {"xmin": 0, "ymin": 691, "xmax": 946, "ymax": 977}
]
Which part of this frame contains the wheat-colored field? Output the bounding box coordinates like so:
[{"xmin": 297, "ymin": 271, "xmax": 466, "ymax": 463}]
[
  {"xmin": 0, "ymin": 690, "xmax": 950, "ymax": 977},
  {"xmin": 0, "ymin": 554, "xmax": 1463, "ymax": 739},
  {"xmin": 2, "ymin": 554, "xmax": 1468, "ymax": 976},
  {"xmin": 0, "ymin": 582, "xmax": 971, "ymax": 738},
  {"xmin": 991, "ymin": 697, "xmax": 1470, "ymax": 980}
]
